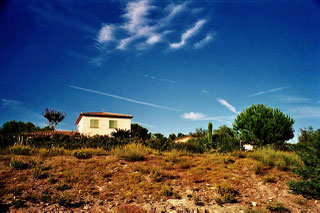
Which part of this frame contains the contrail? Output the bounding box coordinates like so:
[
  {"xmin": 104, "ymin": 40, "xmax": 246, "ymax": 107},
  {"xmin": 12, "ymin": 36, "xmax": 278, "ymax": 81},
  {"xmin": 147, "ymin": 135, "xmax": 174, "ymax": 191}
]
[
  {"xmin": 68, "ymin": 85, "xmax": 180, "ymax": 112},
  {"xmin": 246, "ymin": 86, "xmax": 288, "ymax": 97}
]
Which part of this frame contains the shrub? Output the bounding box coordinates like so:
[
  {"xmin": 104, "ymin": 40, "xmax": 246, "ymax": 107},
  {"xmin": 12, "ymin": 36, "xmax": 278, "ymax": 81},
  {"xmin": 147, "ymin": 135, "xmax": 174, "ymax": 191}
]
[
  {"xmin": 175, "ymin": 138, "xmax": 206, "ymax": 153},
  {"xmin": 216, "ymin": 184, "xmax": 239, "ymax": 204},
  {"xmin": 9, "ymin": 144, "xmax": 34, "ymax": 155},
  {"xmin": 162, "ymin": 187, "xmax": 173, "ymax": 197},
  {"xmin": 254, "ymin": 163, "xmax": 264, "ymax": 175},
  {"xmin": 288, "ymin": 127, "xmax": 320, "ymax": 199},
  {"xmin": 230, "ymin": 150, "xmax": 247, "ymax": 158},
  {"xmin": 248, "ymin": 146, "xmax": 301, "ymax": 170},
  {"xmin": 10, "ymin": 157, "xmax": 29, "ymax": 169},
  {"xmin": 12, "ymin": 199, "xmax": 26, "ymax": 208},
  {"xmin": 73, "ymin": 150, "xmax": 92, "ymax": 159},
  {"xmin": 267, "ymin": 203, "xmax": 291, "ymax": 212},
  {"xmin": 32, "ymin": 163, "xmax": 45, "ymax": 179},
  {"xmin": 166, "ymin": 149, "xmax": 180, "ymax": 163},
  {"xmin": 56, "ymin": 195, "xmax": 71, "ymax": 206},
  {"xmin": 112, "ymin": 143, "xmax": 151, "ymax": 162}
]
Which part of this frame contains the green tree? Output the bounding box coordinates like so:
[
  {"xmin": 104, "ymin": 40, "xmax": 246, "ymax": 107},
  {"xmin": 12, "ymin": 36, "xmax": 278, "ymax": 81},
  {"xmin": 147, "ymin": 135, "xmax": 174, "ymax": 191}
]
[
  {"xmin": 288, "ymin": 127, "xmax": 320, "ymax": 198},
  {"xmin": 168, "ymin": 133, "xmax": 177, "ymax": 142},
  {"xmin": 233, "ymin": 104, "xmax": 294, "ymax": 147},
  {"xmin": 0, "ymin": 120, "xmax": 50, "ymax": 147},
  {"xmin": 213, "ymin": 125, "xmax": 238, "ymax": 152},
  {"xmin": 131, "ymin": 123, "xmax": 151, "ymax": 140},
  {"xmin": 42, "ymin": 108, "xmax": 66, "ymax": 130},
  {"xmin": 111, "ymin": 129, "xmax": 131, "ymax": 138}
]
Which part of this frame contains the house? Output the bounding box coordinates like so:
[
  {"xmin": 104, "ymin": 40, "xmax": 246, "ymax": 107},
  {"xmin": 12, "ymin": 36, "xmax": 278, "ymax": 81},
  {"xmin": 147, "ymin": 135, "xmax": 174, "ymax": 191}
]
[
  {"xmin": 174, "ymin": 135, "xmax": 193, "ymax": 143},
  {"xmin": 75, "ymin": 111, "xmax": 133, "ymax": 136}
]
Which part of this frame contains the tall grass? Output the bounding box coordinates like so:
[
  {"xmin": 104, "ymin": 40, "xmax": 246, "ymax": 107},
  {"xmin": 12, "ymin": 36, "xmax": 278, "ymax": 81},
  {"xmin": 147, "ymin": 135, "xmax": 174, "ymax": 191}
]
[
  {"xmin": 112, "ymin": 143, "xmax": 152, "ymax": 161},
  {"xmin": 249, "ymin": 146, "xmax": 302, "ymax": 171},
  {"xmin": 9, "ymin": 144, "xmax": 35, "ymax": 155}
]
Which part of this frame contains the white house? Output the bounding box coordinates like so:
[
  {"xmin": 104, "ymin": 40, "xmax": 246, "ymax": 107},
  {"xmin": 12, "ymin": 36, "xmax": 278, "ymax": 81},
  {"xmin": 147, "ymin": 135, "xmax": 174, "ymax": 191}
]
[{"xmin": 75, "ymin": 111, "xmax": 133, "ymax": 136}]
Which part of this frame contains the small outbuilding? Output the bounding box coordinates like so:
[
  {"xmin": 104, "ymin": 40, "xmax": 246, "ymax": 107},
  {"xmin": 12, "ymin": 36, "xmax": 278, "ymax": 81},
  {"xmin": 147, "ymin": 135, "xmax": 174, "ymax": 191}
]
[{"xmin": 75, "ymin": 111, "xmax": 133, "ymax": 136}]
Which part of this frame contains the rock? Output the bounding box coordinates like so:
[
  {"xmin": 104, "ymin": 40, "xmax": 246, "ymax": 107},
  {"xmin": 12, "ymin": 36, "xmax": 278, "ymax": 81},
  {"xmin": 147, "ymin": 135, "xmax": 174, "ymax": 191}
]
[
  {"xmin": 84, "ymin": 205, "xmax": 90, "ymax": 210},
  {"xmin": 251, "ymin": 202, "xmax": 257, "ymax": 207}
]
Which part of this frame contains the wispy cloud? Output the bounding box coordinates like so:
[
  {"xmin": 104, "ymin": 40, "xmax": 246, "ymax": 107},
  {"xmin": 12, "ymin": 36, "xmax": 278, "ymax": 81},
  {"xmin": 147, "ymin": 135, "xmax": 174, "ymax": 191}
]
[
  {"xmin": 201, "ymin": 90, "xmax": 209, "ymax": 94},
  {"xmin": 181, "ymin": 112, "xmax": 232, "ymax": 124},
  {"xmin": 289, "ymin": 106, "xmax": 320, "ymax": 118},
  {"xmin": 144, "ymin": 74, "xmax": 178, "ymax": 84},
  {"xmin": 68, "ymin": 85, "xmax": 179, "ymax": 111},
  {"xmin": 2, "ymin": 99, "xmax": 21, "ymax": 108},
  {"xmin": 246, "ymin": 86, "xmax": 288, "ymax": 97},
  {"xmin": 217, "ymin": 99, "xmax": 239, "ymax": 114},
  {"xmin": 280, "ymin": 95, "xmax": 311, "ymax": 104},
  {"xmin": 95, "ymin": 0, "xmax": 212, "ymax": 53},
  {"xmin": 97, "ymin": 25, "xmax": 115, "ymax": 43},
  {"xmin": 133, "ymin": 121, "xmax": 156, "ymax": 128},
  {"xmin": 194, "ymin": 33, "xmax": 214, "ymax": 49},
  {"xmin": 170, "ymin": 19, "xmax": 206, "ymax": 49}
]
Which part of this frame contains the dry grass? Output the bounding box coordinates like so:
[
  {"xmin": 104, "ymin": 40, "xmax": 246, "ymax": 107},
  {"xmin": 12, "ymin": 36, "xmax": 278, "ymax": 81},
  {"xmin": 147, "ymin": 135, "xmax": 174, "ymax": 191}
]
[
  {"xmin": 248, "ymin": 146, "xmax": 302, "ymax": 171},
  {"xmin": 0, "ymin": 149, "xmax": 317, "ymax": 212}
]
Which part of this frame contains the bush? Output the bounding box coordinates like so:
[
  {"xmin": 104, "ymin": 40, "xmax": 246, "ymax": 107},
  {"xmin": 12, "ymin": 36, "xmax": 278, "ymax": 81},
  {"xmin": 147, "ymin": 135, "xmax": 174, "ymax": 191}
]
[
  {"xmin": 288, "ymin": 127, "xmax": 320, "ymax": 199},
  {"xmin": 10, "ymin": 157, "xmax": 29, "ymax": 169},
  {"xmin": 112, "ymin": 143, "xmax": 151, "ymax": 161},
  {"xmin": 267, "ymin": 203, "xmax": 291, "ymax": 212},
  {"xmin": 216, "ymin": 184, "xmax": 239, "ymax": 204},
  {"xmin": 24, "ymin": 135, "xmax": 130, "ymax": 150},
  {"xmin": 9, "ymin": 144, "xmax": 34, "ymax": 155},
  {"xmin": 73, "ymin": 150, "xmax": 92, "ymax": 159},
  {"xmin": 175, "ymin": 138, "xmax": 206, "ymax": 153},
  {"xmin": 213, "ymin": 125, "xmax": 238, "ymax": 152},
  {"xmin": 166, "ymin": 149, "xmax": 181, "ymax": 163},
  {"xmin": 248, "ymin": 146, "xmax": 301, "ymax": 170}
]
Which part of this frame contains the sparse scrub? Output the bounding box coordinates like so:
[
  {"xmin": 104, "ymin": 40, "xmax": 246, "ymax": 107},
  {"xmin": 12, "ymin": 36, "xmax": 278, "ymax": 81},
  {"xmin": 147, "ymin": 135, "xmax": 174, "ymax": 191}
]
[
  {"xmin": 249, "ymin": 146, "xmax": 301, "ymax": 170},
  {"xmin": 231, "ymin": 150, "xmax": 247, "ymax": 158},
  {"xmin": 263, "ymin": 176, "xmax": 277, "ymax": 183},
  {"xmin": 267, "ymin": 203, "xmax": 291, "ymax": 212},
  {"xmin": 9, "ymin": 144, "xmax": 34, "ymax": 155},
  {"xmin": 32, "ymin": 162, "xmax": 46, "ymax": 179},
  {"xmin": 254, "ymin": 162, "xmax": 264, "ymax": 175},
  {"xmin": 112, "ymin": 143, "xmax": 151, "ymax": 161},
  {"xmin": 166, "ymin": 149, "xmax": 180, "ymax": 163},
  {"xmin": 12, "ymin": 199, "xmax": 26, "ymax": 208},
  {"xmin": 162, "ymin": 186, "xmax": 173, "ymax": 197},
  {"xmin": 194, "ymin": 197, "xmax": 205, "ymax": 206},
  {"xmin": 56, "ymin": 194, "xmax": 72, "ymax": 206},
  {"xmin": 73, "ymin": 150, "xmax": 93, "ymax": 159},
  {"xmin": 10, "ymin": 157, "xmax": 29, "ymax": 169},
  {"xmin": 216, "ymin": 184, "xmax": 239, "ymax": 204}
]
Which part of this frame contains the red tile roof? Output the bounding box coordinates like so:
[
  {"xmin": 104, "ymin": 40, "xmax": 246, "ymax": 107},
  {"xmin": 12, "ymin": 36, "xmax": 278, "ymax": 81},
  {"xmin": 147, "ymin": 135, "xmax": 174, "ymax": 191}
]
[
  {"xmin": 75, "ymin": 112, "xmax": 133, "ymax": 124},
  {"xmin": 23, "ymin": 130, "xmax": 80, "ymax": 136}
]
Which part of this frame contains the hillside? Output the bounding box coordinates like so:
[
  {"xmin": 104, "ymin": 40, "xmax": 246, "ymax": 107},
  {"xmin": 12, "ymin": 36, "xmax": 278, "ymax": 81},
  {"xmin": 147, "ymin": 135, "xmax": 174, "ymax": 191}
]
[{"xmin": 1, "ymin": 148, "xmax": 319, "ymax": 212}]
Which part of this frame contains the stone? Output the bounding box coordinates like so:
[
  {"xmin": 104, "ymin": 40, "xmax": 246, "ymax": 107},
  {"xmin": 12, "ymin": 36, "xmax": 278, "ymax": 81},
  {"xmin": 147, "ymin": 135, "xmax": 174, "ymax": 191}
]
[{"xmin": 251, "ymin": 202, "xmax": 257, "ymax": 207}]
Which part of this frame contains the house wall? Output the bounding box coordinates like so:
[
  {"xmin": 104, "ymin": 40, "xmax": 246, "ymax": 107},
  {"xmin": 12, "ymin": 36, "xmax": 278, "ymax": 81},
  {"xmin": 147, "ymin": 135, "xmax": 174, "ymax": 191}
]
[{"xmin": 77, "ymin": 116, "xmax": 131, "ymax": 136}]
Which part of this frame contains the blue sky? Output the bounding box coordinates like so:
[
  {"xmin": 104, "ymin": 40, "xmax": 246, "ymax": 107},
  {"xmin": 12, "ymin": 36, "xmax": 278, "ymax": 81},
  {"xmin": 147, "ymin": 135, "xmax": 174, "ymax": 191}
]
[{"xmin": 0, "ymin": 0, "xmax": 319, "ymax": 141}]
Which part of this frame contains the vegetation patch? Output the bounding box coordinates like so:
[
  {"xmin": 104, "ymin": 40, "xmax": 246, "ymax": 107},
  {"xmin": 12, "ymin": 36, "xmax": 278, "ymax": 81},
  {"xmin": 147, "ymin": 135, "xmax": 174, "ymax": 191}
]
[
  {"xmin": 112, "ymin": 143, "xmax": 151, "ymax": 161},
  {"xmin": 249, "ymin": 146, "xmax": 301, "ymax": 170},
  {"xmin": 10, "ymin": 157, "xmax": 29, "ymax": 169},
  {"xmin": 267, "ymin": 203, "xmax": 291, "ymax": 212},
  {"xmin": 215, "ymin": 184, "xmax": 240, "ymax": 205},
  {"xmin": 9, "ymin": 144, "xmax": 34, "ymax": 155}
]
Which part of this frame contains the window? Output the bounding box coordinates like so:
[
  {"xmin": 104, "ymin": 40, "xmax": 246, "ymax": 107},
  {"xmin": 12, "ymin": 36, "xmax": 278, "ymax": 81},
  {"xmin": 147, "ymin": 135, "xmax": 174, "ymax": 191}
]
[
  {"xmin": 90, "ymin": 119, "xmax": 99, "ymax": 128},
  {"xmin": 109, "ymin": 120, "xmax": 117, "ymax": 128}
]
